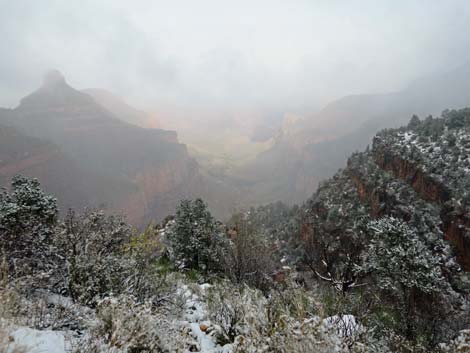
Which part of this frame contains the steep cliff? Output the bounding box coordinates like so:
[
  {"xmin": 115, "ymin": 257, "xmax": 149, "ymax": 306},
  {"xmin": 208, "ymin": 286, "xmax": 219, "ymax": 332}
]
[
  {"xmin": 301, "ymin": 108, "xmax": 470, "ymax": 271},
  {"xmin": 371, "ymin": 110, "xmax": 470, "ymax": 270}
]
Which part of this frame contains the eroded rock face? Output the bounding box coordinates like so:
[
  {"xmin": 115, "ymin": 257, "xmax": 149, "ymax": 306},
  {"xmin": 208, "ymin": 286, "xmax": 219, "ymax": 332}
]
[
  {"xmin": 441, "ymin": 207, "xmax": 470, "ymax": 270},
  {"xmin": 347, "ymin": 169, "xmax": 390, "ymax": 219},
  {"xmin": 301, "ymin": 151, "xmax": 469, "ymax": 277},
  {"xmin": 0, "ymin": 72, "xmax": 218, "ymax": 225},
  {"xmin": 372, "ymin": 141, "xmax": 470, "ymax": 271},
  {"xmin": 373, "ymin": 139, "xmax": 451, "ymax": 204}
]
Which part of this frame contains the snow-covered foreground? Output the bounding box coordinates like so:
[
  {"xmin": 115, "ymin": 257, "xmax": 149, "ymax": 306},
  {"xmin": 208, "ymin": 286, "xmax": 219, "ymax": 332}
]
[
  {"xmin": 3, "ymin": 282, "xmax": 232, "ymax": 353},
  {"xmin": 6, "ymin": 327, "xmax": 67, "ymax": 353},
  {"xmin": 178, "ymin": 283, "xmax": 233, "ymax": 353},
  {"xmin": 3, "ymin": 281, "xmax": 365, "ymax": 353},
  {"xmin": 177, "ymin": 283, "xmax": 361, "ymax": 353}
]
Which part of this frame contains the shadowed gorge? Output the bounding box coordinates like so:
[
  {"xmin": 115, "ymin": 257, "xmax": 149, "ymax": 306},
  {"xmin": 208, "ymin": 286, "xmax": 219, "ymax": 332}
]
[{"xmin": 0, "ymin": 71, "xmax": 236, "ymax": 224}]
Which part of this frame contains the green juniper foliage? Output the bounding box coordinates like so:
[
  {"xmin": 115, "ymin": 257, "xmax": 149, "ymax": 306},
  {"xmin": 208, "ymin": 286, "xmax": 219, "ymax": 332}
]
[
  {"xmin": 168, "ymin": 198, "xmax": 226, "ymax": 272},
  {"xmin": 358, "ymin": 217, "xmax": 444, "ymax": 295},
  {"xmin": 0, "ymin": 175, "xmax": 58, "ymax": 277}
]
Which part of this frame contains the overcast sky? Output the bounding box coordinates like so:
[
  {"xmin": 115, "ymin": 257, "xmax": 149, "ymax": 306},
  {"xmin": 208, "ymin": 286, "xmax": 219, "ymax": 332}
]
[{"xmin": 1, "ymin": 0, "xmax": 470, "ymax": 111}]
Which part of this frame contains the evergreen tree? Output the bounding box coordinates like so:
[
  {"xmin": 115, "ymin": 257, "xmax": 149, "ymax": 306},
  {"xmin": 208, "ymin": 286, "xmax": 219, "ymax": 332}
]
[
  {"xmin": 358, "ymin": 217, "xmax": 446, "ymax": 338},
  {"xmin": 0, "ymin": 175, "xmax": 58, "ymax": 277},
  {"xmin": 360, "ymin": 217, "xmax": 444, "ymax": 293},
  {"xmin": 407, "ymin": 114, "xmax": 421, "ymax": 130},
  {"xmin": 168, "ymin": 198, "xmax": 225, "ymax": 272}
]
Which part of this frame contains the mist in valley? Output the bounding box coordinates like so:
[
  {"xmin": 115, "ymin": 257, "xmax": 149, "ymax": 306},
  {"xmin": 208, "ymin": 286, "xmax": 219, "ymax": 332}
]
[{"xmin": 1, "ymin": 0, "xmax": 470, "ymax": 218}]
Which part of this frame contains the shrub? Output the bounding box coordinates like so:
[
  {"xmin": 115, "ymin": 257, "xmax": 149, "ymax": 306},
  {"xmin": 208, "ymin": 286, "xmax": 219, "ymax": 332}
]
[
  {"xmin": 124, "ymin": 224, "xmax": 169, "ymax": 301},
  {"xmin": 205, "ymin": 280, "xmax": 390, "ymax": 353},
  {"xmin": 222, "ymin": 213, "xmax": 276, "ymax": 291},
  {"xmin": 73, "ymin": 294, "xmax": 188, "ymax": 353},
  {"xmin": 55, "ymin": 209, "xmax": 134, "ymax": 305}
]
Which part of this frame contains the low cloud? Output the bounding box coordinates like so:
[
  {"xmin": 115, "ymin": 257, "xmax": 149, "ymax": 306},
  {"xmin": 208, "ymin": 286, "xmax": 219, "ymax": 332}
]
[{"xmin": 1, "ymin": 0, "xmax": 470, "ymax": 112}]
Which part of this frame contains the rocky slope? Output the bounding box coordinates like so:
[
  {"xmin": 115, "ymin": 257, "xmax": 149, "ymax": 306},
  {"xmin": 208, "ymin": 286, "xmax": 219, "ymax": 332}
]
[
  {"xmin": 301, "ymin": 109, "xmax": 470, "ymax": 271},
  {"xmin": 0, "ymin": 70, "xmax": 234, "ymax": 224}
]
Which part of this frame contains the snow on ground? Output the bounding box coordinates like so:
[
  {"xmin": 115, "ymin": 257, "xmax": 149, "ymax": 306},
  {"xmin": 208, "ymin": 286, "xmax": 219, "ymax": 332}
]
[
  {"xmin": 8, "ymin": 327, "xmax": 68, "ymax": 353},
  {"xmin": 324, "ymin": 314, "xmax": 362, "ymax": 337},
  {"xmin": 402, "ymin": 131, "xmax": 415, "ymax": 142},
  {"xmin": 4, "ymin": 284, "xmax": 359, "ymax": 353},
  {"xmin": 178, "ymin": 283, "xmax": 233, "ymax": 353}
]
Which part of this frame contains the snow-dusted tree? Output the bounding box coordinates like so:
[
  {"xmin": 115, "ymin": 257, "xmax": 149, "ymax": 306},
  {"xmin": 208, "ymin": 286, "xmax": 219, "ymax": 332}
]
[
  {"xmin": 167, "ymin": 198, "xmax": 226, "ymax": 272},
  {"xmin": 0, "ymin": 175, "xmax": 58, "ymax": 278},
  {"xmin": 358, "ymin": 217, "xmax": 446, "ymax": 338},
  {"xmin": 302, "ymin": 174, "xmax": 370, "ymax": 295},
  {"xmin": 55, "ymin": 209, "xmax": 134, "ymax": 305},
  {"xmin": 360, "ymin": 217, "xmax": 444, "ymax": 294}
]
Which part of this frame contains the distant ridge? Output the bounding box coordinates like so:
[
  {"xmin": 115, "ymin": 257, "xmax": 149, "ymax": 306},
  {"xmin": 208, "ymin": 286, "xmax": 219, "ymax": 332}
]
[
  {"xmin": 232, "ymin": 62, "xmax": 470, "ymax": 206},
  {"xmin": 0, "ymin": 71, "xmax": 236, "ymax": 224}
]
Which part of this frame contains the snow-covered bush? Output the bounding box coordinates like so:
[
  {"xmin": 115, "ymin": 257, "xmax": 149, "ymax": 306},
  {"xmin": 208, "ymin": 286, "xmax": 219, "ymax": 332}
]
[
  {"xmin": 206, "ymin": 282, "xmax": 259, "ymax": 345},
  {"xmin": 55, "ymin": 209, "xmax": 135, "ymax": 305},
  {"xmin": 205, "ymin": 280, "xmax": 391, "ymax": 353},
  {"xmin": 301, "ymin": 169, "xmax": 370, "ymax": 294},
  {"xmin": 54, "ymin": 209, "xmax": 171, "ymax": 306},
  {"xmin": 73, "ymin": 294, "xmax": 188, "ymax": 353},
  {"xmin": 1, "ymin": 275, "xmax": 93, "ymax": 332}
]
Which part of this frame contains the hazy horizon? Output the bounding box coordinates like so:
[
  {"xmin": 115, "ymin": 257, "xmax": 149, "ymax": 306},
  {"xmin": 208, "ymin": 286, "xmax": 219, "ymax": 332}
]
[{"xmin": 2, "ymin": 1, "xmax": 470, "ymax": 113}]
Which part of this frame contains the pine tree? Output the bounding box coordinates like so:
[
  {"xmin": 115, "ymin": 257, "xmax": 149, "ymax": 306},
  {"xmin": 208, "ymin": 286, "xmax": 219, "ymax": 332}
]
[
  {"xmin": 407, "ymin": 114, "xmax": 421, "ymax": 130},
  {"xmin": 168, "ymin": 198, "xmax": 225, "ymax": 272},
  {"xmin": 0, "ymin": 175, "xmax": 58, "ymax": 277}
]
